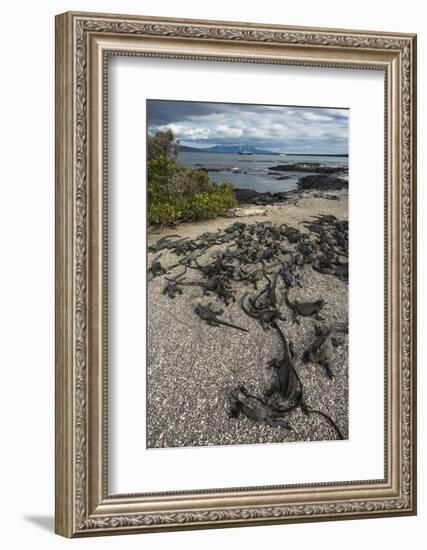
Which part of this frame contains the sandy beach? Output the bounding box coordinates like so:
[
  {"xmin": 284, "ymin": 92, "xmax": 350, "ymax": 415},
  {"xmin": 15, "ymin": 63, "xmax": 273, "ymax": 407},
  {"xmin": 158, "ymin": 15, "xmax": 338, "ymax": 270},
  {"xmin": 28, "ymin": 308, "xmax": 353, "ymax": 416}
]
[{"xmin": 147, "ymin": 188, "xmax": 348, "ymax": 448}]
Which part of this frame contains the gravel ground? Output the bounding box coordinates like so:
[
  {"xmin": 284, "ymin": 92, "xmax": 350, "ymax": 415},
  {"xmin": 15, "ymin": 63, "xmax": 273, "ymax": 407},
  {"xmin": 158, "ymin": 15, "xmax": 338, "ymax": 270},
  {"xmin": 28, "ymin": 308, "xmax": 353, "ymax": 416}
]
[{"xmin": 147, "ymin": 190, "xmax": 348, "ymax": 448}]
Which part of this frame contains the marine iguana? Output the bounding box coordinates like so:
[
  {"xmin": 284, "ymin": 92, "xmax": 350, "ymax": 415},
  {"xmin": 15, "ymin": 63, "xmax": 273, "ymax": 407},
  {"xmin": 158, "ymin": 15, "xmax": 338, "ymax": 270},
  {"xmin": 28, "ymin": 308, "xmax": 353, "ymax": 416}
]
[
  {"xmin": 150, "ymin": 220, "xmax": 348, "ymax": 440},
  {"xmin": 162, "ymin": 279, "xmax": 183, "ymax": 298},
  {"xmin": 255, "ymin": 273, "xmax": 279, "ymax": 309},
  {"xmin": 163, "ymin": 270, "xmax": 235, "ymax": 303},
  {"xmin": 302, "ymin": 322, "xmax": 348, "ymax": 379},
  {"xmin": 299, "ymin": 214, "xmax": 349, "ymax": 281},
  {"xmin": 229, "ymin": 386, "xmax": 292, "ymax": 430},
  {"xmin": 177, "ymin": 246, "xmax": 209, "ymax": 267},
  {"xmin": 164, "ymin": 275, "xmax": 215, "ymax": 292},
  {"xmin": 241, "ymin": 293, "xmax": 282, "ymax": 330},
  {"xmin": 236, "ymin": 321, "xmax": 344, "ymax": 439},
  {"xmin": 302, "ymin": 331, "xmax": 335, "ymax": 379},
  {"xmin": 285, "ymin": 289, "xmax": 325, "ymax": 322},
  {"xmin": 148, "ymin": 254, "xmax": 167, "ymax": 281},
  {"xmin": 148, "ymin": 234, "xmax": 182, "ymax": 253},
  {"xmin": 195, "ymin": 303, "xmax": 248, "ymax": 332},
  {"xmin": 280, "ymin": 264, "xmax": 296, "ymax": 288},
  {"xmin": 265, "ymin": 321, "xmax": 305, "ymax": 413}
]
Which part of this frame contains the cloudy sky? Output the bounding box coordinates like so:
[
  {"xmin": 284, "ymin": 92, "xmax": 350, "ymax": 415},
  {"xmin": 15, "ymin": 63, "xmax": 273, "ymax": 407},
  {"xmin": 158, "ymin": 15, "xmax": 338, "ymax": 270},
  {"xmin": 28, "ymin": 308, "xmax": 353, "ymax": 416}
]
[{"xmin": 147, "ymin": 100, "xmax": 348, "ymax": 154}]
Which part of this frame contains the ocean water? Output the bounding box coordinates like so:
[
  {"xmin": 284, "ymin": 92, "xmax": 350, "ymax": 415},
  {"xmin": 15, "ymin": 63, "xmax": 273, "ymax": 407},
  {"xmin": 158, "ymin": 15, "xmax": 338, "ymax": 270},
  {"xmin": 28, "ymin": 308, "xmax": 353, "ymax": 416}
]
[{"xmin": 177, "ymin": 152, "xmax": 348, "ymax": 193}]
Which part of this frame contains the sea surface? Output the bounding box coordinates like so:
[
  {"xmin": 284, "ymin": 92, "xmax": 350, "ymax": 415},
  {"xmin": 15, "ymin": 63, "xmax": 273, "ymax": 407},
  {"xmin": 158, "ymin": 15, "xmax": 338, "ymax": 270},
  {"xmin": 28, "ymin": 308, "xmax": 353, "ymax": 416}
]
[{"xmin": 177, "ymin": 152, "xmax": 348, "ymax": 193}]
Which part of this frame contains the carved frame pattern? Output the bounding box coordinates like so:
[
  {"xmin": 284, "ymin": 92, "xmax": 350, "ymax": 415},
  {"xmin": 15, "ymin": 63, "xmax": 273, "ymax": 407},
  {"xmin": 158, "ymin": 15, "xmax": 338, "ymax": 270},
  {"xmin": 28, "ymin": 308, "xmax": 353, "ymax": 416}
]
[{"xmin": 55, "ymin": 11, "xmax": 416, "ymax": 537}]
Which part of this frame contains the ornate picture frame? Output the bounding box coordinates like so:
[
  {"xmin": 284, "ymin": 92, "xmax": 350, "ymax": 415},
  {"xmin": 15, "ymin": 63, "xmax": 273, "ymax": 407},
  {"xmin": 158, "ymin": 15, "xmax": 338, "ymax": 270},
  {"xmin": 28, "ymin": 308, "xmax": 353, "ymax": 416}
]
[{"xmin": 55, "ymin": 11, "xmax": 417, "ymax": 537}]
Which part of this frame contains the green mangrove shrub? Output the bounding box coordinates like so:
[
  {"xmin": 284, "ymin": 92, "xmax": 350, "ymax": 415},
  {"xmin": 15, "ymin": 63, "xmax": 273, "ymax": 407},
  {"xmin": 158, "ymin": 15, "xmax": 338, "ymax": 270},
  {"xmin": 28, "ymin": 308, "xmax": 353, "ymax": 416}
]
[{"xmin": 147, "ymin": 130, "xmax": 236, "ymax": 225}]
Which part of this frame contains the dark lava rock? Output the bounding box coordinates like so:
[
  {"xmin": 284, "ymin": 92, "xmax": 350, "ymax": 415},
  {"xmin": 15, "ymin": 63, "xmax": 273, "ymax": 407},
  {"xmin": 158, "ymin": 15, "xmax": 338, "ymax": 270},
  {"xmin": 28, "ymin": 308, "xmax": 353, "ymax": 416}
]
[
  {"xmin": 269, "ymin": 163, "xmax": 346, "ymax": 174},
  {"xmin": 297, "ymin": 174, "xmax": 348, "ymax": 191},
  {"xmin": 268, "ymin": 172, "xmax": 292, "ymax": 181},
  {"xmin": 197, "ymin": 167, "xmax": 224, "ymax": 173},
  {"xmin": 233, "ymin": 188, "xmax": 288, "ymax": 205},
  {"xmin": 233, "ymin": 189, "xmax": 260, "ymax": 202}
]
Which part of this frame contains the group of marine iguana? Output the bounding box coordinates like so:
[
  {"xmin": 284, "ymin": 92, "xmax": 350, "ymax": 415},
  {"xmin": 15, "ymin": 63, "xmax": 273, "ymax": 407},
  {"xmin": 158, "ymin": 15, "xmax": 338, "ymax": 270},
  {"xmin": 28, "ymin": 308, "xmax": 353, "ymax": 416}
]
[{"xmin": 148, "ymin": 214, "xmax": 348, "ymax": 441}]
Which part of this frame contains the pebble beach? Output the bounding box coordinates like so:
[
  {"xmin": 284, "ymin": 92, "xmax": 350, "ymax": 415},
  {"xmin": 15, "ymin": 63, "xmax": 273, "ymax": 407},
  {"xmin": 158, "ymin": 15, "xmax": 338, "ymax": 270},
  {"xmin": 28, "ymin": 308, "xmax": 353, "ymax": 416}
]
[{"xmin": 146, "ymin": 187, "xmax": 349, "ymax": 449}]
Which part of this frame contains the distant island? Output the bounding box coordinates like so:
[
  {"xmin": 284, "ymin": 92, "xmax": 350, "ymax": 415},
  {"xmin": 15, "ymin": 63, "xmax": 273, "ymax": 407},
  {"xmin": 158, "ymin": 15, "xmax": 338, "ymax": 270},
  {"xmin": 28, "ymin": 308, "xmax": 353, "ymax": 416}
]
[
  {"xmin": 284, "ymin": 153, "xmax": 349, "ymax": 157},
  {"xmin": 178, "ymin": 145, "xmax": 347, "ymax": 157},
  {"xmin": 179, "ymin": 144, "xmax": 280, "ymax": 155}
]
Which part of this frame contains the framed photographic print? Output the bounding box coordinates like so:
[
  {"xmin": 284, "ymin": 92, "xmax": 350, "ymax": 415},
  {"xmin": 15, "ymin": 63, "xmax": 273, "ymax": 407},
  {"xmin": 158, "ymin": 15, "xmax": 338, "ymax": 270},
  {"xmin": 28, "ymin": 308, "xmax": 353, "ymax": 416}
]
[{"xmin": 55, "ymin": 11, "xmax": 417, "ymax": 537}]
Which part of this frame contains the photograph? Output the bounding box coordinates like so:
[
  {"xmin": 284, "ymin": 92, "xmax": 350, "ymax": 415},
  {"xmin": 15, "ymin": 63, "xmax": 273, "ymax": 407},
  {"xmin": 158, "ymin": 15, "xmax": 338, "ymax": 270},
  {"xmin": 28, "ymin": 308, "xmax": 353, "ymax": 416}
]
[{"xmin": 146, "ymin": 100, "xmax": 350, "ymax": 448}]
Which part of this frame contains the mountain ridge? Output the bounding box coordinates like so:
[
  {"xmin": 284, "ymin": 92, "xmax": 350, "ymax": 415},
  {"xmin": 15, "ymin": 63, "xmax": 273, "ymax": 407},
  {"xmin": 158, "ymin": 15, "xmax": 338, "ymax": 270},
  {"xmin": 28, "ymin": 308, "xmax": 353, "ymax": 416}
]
[{"xmin": 178, "ymin": 144, "xmax": 279, "ymax": 155}]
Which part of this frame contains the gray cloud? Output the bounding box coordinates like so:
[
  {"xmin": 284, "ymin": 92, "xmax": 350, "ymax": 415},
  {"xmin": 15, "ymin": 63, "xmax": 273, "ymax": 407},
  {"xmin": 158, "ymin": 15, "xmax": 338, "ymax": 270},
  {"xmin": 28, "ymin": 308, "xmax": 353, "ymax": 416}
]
[{"xmin": 147, "ymin": 100, "xmax": 348, "ymax": 154}]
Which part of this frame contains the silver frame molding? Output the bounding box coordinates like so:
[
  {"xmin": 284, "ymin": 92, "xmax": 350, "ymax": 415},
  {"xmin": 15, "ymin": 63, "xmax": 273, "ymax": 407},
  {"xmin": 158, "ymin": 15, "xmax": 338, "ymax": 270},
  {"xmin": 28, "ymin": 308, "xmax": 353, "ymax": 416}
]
[{"xmin": 55, "ymin": 11, "xmax": 417, "ymax": 538}]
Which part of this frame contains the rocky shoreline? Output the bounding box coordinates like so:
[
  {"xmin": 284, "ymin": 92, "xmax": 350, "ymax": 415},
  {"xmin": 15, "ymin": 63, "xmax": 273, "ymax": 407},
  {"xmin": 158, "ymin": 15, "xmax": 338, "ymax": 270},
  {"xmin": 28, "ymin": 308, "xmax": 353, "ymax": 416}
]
[
  {"xmin": 147, "ymin": 190, "xmax": 349, "ymax": 449},
  {"xmin": 233, "ymin": 173, "xmax": 348, "ymax": 206},
  {"xmin": 268, "ymin": 162, "xmax": 346, "ymax": 174},
  {"xmin": 297, "ymin": 174, "xmax": 348, "ymax": 191},
  {"xmin": 193, "ymin": 160, "xmax": 348, "ymax": 189}
]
